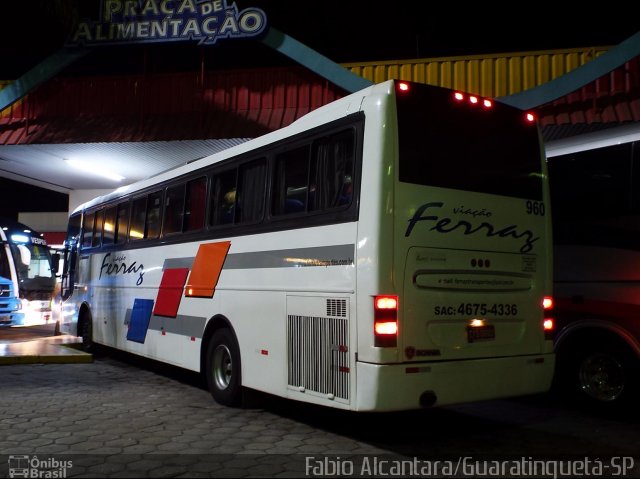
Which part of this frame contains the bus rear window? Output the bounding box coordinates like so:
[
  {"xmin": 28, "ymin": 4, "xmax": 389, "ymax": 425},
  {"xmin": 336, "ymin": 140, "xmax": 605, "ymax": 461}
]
[{"xmin": 396, "ymin": 83, "xmax": 543, "ymax": 200}]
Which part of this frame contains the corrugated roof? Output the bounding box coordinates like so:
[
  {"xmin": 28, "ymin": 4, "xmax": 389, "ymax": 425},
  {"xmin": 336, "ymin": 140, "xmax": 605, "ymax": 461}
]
[
  {"xmin": 536, "ymin": 56, "xmax": 640, "ymax": 134},
  {"xmin": 3, "ymin": 46, "xmax": 634, "ymax": 146},
  {"xmin": 0, "ymin": 67, "xmax": 347, "ymax": 145},
  {"xmin": 343, "ymin": 47, "xmax": 611, "ymax": 98}
]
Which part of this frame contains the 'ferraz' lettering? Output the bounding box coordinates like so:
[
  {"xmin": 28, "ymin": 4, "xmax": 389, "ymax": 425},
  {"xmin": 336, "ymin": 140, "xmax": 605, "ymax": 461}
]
[
  {"xmin": 100, "ymin": 253, "xmax": 145, "ymax": 285},
  {"xmin": 406, "ymin": 202, "xmax": 538, "ymax": 253}
]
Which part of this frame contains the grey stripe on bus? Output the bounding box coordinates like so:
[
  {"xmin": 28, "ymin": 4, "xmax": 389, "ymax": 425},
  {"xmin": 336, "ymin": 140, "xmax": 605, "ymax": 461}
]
[
  {"xmin": 162, "ymin": 244, "xmax": 355, "ymax": 271},
  {"xmin": 124, "ymin": 310, "xmax": 205, "ymax": 339}
]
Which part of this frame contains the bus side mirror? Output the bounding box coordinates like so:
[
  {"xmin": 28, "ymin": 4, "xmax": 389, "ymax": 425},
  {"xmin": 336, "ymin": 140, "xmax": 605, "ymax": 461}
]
[{"xmin": 51, "ymin": 252, "xmax": 61, "ymax": 276}]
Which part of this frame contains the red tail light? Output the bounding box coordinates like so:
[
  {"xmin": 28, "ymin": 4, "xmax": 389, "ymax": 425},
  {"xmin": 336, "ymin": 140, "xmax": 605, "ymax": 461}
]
[
  {"xmin": 543, "ymin": 296, "xmax": 555, "ymax": 340},
  {"xmin": 374, "ymin": 295, "xmax": 398, "ymax": 347}
]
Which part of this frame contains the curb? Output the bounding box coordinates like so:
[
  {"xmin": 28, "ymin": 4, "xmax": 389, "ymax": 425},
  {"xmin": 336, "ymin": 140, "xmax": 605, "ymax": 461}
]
[{"xmin": 0, "ymin": 344, "xmax": 93, "ymax": 365}]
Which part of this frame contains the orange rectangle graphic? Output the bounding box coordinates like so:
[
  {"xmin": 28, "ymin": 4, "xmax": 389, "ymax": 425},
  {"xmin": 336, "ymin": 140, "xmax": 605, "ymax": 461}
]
[{"xmin": 185, "ymin": 241, "xmax": 231, "ymax": 297}]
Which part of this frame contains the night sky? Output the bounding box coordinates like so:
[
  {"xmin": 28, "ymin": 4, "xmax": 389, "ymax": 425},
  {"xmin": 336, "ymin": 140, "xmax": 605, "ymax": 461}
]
[{"xmin": 0, "ymin": 1, "xmax": 638, "ymax": 219}]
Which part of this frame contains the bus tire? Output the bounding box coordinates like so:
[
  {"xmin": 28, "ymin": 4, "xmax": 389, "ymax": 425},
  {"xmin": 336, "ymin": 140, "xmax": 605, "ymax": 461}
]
[
  {"xmin": 206, "ymin": 328, "xmax": 242, "ymax": 407},
  {"xmin": 557, "ymin": 336, "xmax": 638, "ymax": 408},
  {"xmin": 79, "ymin": 309, "xmax": 94, "ymax": 353}
]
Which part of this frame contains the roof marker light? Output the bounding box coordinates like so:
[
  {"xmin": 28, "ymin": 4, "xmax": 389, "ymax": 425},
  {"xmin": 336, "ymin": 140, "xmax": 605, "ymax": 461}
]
[
  {"xmin": 11, "ymin": 234, "xmax": 29, "ymax": 243},
  {"xmin": 526, "ymin": 113, "xmax": 536, "ymax": 123},
  {"xmin": 469, "ymin": 96, "xmax": 479, "ymax": 104},
  {"xmin": 483, "ymin": 99, "xmax": 493, "ymax": 108},
  {"xmin": 397, "ymin": 82, "xmax": 410, "ymax": 92},
  {"xmin": 454, "ymin": 92, "xmax": 465, "ymax": 101}
]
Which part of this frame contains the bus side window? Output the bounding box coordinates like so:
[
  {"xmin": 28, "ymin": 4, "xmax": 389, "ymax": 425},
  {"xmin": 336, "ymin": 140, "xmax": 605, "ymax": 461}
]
[
  {"xmin": 130, "ymin": 197, "xmax": 146, "ymax": 240},
  {"xmin": 164, "ymin": 184, "xmax": 186, "ymax": 235},
  {"xmin": 210, "ymin": 169, "xmax": 238, "ymax": 226},
  {"xmin": 92, "ymin": 211, "xmax": 103, "ymax": 248},
  {"xmin": 146, "ymin": 191, "xmax": 163, "ymax": 239},
  {"xmin": 102, "ymin": 206, "xmax": 117, "ymax": 245},
  {"xmin": 272, "ymin": 146, "xmax": 310, "ymax": 216},
  {"xmin": 82, "ymin": 212, "xmax": 95, "ymax": 248},
  {"xmin": 310, "ymin": 130, "xmax": 355, "ymax": 211},
  {"xmin": 236, "ymin": 158, "xmax": 267, "ymax": 224},
  {"xmin": 185, "ymin": 176, "xmax": 206, "ymax": 232},
  {"xmin": 115, "ymin": 201, "xmax": 130, "ymax": 244}
]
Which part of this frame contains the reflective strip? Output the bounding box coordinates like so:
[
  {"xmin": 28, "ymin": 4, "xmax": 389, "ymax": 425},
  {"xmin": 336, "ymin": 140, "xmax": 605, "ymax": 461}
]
[
  {"xmin": 125, "ymin": 310, "xmax": 206, "ymax": 339},
  {"xmin": 162, "ymin": 244, "xmax": 355, "ymax": 271}
]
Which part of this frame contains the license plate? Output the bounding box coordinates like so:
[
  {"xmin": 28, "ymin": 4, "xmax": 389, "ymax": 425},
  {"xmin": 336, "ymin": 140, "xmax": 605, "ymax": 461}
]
[{"xmin": 467, "ymin": 324, "xmax": 495, "ymax": 342}]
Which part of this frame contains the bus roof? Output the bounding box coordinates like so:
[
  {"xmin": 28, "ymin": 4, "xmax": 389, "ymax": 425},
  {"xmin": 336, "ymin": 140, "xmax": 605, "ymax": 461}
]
[
  {"xmin": 70, "ymin": 79, "xmax": 391, "ymax": 215},
  {"xmin": 0, "ymin": 218, "xmax": 49, "ymax": 245}
]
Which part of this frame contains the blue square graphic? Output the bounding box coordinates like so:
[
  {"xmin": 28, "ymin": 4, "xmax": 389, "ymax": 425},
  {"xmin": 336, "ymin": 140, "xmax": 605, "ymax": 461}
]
[{"xmin": 127, "ymin": 298, "xmax": 154, "ymax": 344}]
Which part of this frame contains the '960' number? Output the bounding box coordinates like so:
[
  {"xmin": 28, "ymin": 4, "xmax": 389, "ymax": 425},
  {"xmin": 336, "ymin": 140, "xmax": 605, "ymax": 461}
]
[{"xmin": 526, "ymin": 200, "xmax": 545, "ymax": 216}]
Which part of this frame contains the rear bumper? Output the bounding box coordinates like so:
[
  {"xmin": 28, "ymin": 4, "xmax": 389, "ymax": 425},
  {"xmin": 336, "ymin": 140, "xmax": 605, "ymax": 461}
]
[{"xmin": 355, "ymin": 353, "xmax": 554, "ymax": 411}]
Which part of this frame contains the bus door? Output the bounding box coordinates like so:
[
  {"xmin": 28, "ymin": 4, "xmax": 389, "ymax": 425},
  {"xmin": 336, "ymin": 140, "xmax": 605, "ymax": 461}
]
[{"xmin": 62, "ymin": 213, "xmax": 81, "ymax": 301}]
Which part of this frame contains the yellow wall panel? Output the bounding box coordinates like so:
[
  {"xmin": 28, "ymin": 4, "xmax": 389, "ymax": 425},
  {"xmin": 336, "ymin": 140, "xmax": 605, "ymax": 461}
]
[
  {"xmin": 342, "ymin": 46, "xmax": 611, "ymax": 96},
  {"xmin": 551, "ymin": 54, "xmax": 566, "ymax": 79},
  {"xmin": 399, "ymin": 63, "xmax": 413, "ymax": 81},
  {"xmin": 426, "ymin": 62, "xmax": 440, "ymax": 86},
  {"xmin": 536, "ymin": 55, "xmax": 551, "ymax": 85},
  {"xmin": 453, "ymin": 61, "xmax": 466, "ymax": 91},
  {"xmin": 466, "ymin": 60, "xmax": 480, "ymax": 95},
  {"xmin": 494, "ymin": 58, "xmax": 508, "ymax": 97},
  {"xmin": 480, "ymin": 59, "xmax": 495, "ymax": 98},
  {"xmin": 508, "ymin": 57, "xmax": 522, "ymax": 95},
  {"xmin": 440, "ymin": 62, "xmax": 453, "ymax": 89}
]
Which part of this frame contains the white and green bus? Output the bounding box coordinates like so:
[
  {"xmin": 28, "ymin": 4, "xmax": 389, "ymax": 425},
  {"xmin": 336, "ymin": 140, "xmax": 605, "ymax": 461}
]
[
  {"xmin": 60, "ymin": 80, "xmax": 554, "ymax": 411},
  {"xmin": 0, "ymin": 218, "xmax": 57, "ymax": 326}
]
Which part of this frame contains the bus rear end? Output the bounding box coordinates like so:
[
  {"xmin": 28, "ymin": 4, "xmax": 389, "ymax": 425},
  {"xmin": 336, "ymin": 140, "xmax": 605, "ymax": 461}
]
[{"xmin": 356, "ymin": 81, "xmax": 554, "ymax": 411}]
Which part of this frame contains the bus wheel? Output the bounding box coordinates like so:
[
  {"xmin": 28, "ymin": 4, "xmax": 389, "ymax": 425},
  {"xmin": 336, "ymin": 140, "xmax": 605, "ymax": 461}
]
[
  {"xmin": 560, "ymin": 338, "xmax": 637, "ymax": 407},
  {"xmin": 79, "ymin": 311, "xmax": 94, "ymax": 353},
  {"xmin": 206, "ymin": 328, "xmax": 242, "ymax": 407},
  {"xmin": 578, "ymin": 349, "xmax": 626, "ymax": 402}
]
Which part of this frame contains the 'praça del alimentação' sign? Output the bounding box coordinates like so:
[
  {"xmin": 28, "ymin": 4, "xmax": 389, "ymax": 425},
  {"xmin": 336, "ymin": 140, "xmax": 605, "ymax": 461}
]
[{"xmin": 68, "ymin": 0, "xmax": 267, "ymax": 46}]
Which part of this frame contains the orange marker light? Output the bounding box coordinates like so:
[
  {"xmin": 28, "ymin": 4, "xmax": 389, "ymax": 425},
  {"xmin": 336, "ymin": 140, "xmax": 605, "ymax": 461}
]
[
  {"xmin": 375, "ymin": 296, "xmax": 398, "ymax": 310},
  {"xmin": 375, "ymin": 321, "xmax": 398, "ymax": 335}
]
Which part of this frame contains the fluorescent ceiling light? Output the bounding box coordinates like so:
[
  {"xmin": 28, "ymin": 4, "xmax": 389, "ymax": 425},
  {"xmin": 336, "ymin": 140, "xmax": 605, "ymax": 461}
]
[{"xmin": 65, "ymin": 159, "xmax": 125, "ymax": 182}]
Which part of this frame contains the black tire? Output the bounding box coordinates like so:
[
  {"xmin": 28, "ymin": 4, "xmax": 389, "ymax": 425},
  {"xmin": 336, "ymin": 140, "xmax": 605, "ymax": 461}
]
[
  {"xmin": 206, "ymin": 328, "xmax": 243, "ymax": 407},
  {"xmin": 555, "ymin": 337, "xmax": 638, "ymax": 408},
  {"xmin": 79, "ymin": 310, "xmax": 94, "ymax": 353}
]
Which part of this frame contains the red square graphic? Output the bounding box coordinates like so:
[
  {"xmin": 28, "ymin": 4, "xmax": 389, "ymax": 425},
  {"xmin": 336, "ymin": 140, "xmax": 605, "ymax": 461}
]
[{"xmin": 153, "ymin": 268, "xmax": 189, "ymax": 317}]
